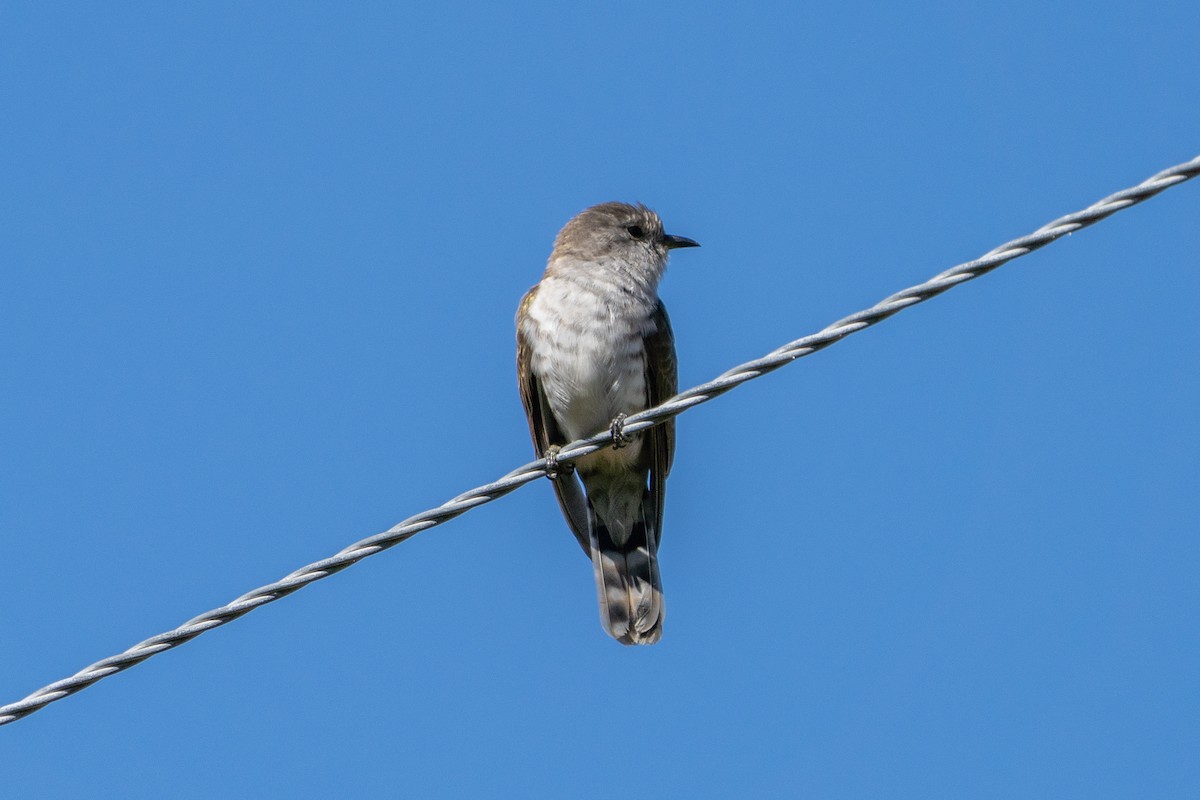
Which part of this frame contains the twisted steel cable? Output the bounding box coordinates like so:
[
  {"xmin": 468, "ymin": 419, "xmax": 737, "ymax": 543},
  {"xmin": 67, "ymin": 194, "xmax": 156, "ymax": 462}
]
[{"xmin": 3, "ymin": 154, "xmax": 1197, "ymax": 727}]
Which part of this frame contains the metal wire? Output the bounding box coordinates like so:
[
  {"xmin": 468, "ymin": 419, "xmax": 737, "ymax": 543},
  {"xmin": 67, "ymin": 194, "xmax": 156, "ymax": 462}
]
[{"xmin": 3, "ymin": 154, "xmax": 1198, "ymax": 728}]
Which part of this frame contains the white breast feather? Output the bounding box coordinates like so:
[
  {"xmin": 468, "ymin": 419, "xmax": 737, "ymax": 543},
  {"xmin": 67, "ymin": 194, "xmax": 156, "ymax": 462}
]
[{"xmin": 524, "ymin": 276, "xmax": 651, "ymax": 467}]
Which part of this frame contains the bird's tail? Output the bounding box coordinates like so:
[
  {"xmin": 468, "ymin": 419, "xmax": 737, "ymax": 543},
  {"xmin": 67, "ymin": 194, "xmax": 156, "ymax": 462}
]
[{"xmin": 587, "ymin": 487, "xmax": 664, "ymax": 645}]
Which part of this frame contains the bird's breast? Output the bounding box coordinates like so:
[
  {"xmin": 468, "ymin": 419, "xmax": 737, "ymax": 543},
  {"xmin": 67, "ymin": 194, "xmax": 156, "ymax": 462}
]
[{"xmin": 524, "ymin": 276, "xmax": 654, "ymax": 457}]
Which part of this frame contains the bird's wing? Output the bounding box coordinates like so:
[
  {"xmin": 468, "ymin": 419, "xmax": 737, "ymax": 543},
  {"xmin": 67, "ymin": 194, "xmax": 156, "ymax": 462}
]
[
  {"xmin": 642, "ymin": 299, "xmax": 678, "ymax": 541},
  {"xmin": 516, "ymin": 286, "xmax": 591, "ymax": 555}
]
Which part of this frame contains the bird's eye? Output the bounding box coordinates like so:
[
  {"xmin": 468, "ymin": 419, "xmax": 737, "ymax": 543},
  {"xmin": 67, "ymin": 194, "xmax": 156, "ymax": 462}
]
[{"xmin": 626, "ymin": 225, "xmax": 645, "ymax": 240}]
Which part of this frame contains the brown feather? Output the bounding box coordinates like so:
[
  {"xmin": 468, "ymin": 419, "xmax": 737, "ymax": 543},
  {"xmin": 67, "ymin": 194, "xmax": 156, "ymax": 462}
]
[{"xmin": 641, "ymin": 300, "xmax": 677, "ymax": 543}]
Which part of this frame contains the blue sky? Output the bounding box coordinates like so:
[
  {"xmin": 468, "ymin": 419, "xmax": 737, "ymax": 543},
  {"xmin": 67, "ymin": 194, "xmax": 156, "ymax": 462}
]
[{"xmin": 2, "ymin": 3, "xmax": 1198, "ymax": 797}]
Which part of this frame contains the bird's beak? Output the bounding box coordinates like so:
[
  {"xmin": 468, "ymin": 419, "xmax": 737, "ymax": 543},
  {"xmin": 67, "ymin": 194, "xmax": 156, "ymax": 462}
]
[{"xmin": 663, "ymin": 234, "xmax": 700, "ymax": 250}]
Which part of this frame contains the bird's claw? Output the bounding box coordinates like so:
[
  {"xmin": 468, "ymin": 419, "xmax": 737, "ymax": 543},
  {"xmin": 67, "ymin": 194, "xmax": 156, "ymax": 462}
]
[
  {"xmin": 610, "ymin": 413, "xmax": 630, "ymax": 450},
  {"xmin": 544, "ymin": 445, "xmax": 573, "ymax": 480}
]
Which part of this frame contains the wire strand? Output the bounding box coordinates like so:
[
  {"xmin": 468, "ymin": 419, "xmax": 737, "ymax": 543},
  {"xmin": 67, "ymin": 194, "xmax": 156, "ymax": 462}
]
[{"xmin": 3, "ymin": 154, "xmax": 1198, "ymax": 727}]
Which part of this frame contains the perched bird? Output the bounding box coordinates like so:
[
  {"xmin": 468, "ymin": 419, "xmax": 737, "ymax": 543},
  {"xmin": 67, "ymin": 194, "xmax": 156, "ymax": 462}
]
[{"xmin": 516, "ymin": 202, "xmax": 698, "ymax": 644}]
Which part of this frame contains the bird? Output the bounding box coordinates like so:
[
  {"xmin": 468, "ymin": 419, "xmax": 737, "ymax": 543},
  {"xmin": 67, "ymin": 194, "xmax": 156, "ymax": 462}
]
[{"xmin": 516, "ymin": 202, "xmax": 699, "ymax": 644}]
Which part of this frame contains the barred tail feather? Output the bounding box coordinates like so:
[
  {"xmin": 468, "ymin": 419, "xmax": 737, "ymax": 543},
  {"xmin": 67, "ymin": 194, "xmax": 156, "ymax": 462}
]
[{"xmin": 587, "ymin": 490, "xmax": 664, "ymax": 645}]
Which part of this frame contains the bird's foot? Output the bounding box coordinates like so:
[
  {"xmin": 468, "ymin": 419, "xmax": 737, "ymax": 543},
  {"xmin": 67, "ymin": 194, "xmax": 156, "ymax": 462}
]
[
  {"xmin": 610, "ymin": 413, "xmax": 630, "ymax": 450},
  {"xmin": 543, "ymin": 444, "xmax": 573, "ymax": 480}
]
